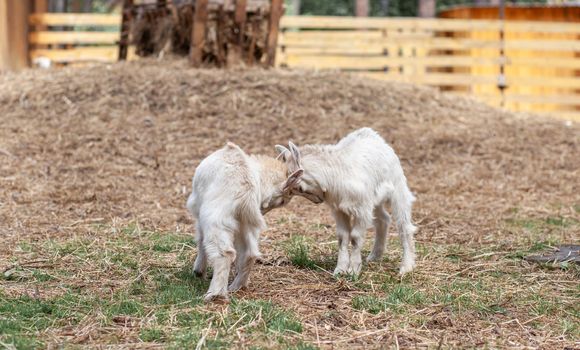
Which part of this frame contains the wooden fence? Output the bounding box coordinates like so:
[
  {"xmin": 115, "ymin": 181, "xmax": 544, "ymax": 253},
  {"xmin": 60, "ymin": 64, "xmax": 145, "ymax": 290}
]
[
  {"xmin": 28, "ymin": 13, "xmax": 130, "ymax": 65},
  {"xmin": 24, "ymin": 14, "xmax": 580, "ymax": 120},
  {"xmin": 277, "ymin": 16, "xmax": 580, "ymax": 121}
]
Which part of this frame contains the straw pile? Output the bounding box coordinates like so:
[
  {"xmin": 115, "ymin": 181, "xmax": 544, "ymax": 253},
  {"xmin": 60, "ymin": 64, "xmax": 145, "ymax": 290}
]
[{"xmin": 0, "ymin": 59, "xmax": 578, "ymax": 348}]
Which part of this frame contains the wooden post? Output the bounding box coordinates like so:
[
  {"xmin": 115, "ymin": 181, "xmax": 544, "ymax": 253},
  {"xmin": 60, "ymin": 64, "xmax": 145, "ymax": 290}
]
[
  {"xmin": 118, "ymin": 0, "xmax": 133, "ymax": 61},
  {"xmin": 247, "ymin": 9, "xmax": 260, "ymax": 65},
  {"xmin": 235, "ymin": 0, "xmax": 248, "ymax": 44},
  {"xmin": 216, "ymin": 5, "xmax": 226, "ymax": 67},
  {"xmin": 265, "ymin": 0, "xmax": 283, "ymax": 67},
  {"xmin": 0, "ymin": 0, "xmax": 32, "ymax": 71},
  {"xmin": 190, "ymin": 0, "xmax": 209, "ymax": 67}
]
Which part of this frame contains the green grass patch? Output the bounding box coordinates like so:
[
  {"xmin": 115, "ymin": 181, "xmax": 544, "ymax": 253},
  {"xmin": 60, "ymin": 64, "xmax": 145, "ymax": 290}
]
[
  {"xmin": 140, "ymin": 328, "xmax": 166, "ymax": 342},
  {"xmin": 284, "ymin": 235, "xmax": 317, "ymax": 270},
  {"xmin": 228, "ymin": 299, "xmax": 303, "ymax": 334},
  {"xmin": 352, "ymin": 284, "xmax": 426, "ymax": 314},
  {"xmin": 150, "ymin": 232, "xmax": 195, "ymax": 253}
]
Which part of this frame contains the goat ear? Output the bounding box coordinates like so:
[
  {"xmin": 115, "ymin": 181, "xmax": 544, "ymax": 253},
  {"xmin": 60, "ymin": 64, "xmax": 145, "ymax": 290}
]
[
  {"xmin": 282, "ymin": 169, "xmax": 303, "ymax": 192},
  {"xmin": 275, "ymin": 144, "xmax": 290, "ymax": 161},
  {"xmin": 288, "ymin": 141, "xmax": 301, "ymax": 166}
]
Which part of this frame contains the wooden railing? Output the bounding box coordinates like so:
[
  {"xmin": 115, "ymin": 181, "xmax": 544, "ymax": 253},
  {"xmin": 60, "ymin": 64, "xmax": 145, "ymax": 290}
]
[
  {"xmin": 28, "ymin": 13, "xmax": 126, "ymax": 65},
  {"xmin": 277, "ymin": 16, "xmax": 580, "ymax": 121}
]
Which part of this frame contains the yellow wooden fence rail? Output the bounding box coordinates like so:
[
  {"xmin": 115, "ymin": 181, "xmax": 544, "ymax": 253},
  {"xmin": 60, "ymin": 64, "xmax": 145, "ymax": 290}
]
[
  {"xmin": 28, "ymin": 13, "xmax": 126, "ymax": 64},
  {"xmin": 277, "ymin": 16, "xmax": 580, "ymax": 121}
]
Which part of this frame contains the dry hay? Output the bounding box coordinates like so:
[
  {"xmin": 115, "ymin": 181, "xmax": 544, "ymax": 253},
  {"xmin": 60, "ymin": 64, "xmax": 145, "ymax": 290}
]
[{"xmin": 0, "ymin": 59, "xmax": 578, "ymax": 348}]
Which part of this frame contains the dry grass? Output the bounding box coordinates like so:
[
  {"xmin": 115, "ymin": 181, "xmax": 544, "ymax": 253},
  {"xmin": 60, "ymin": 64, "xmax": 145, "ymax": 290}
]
[{"xmin": 0, "ymin": 59, "xmax": 578, "ymax": 349}]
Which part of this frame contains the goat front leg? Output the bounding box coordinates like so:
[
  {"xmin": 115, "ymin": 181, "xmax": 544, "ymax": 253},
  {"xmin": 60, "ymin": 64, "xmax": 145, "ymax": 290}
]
[
  {"xmin": 348, "ymin": 216, "xmax": 368, "ymax": 276},
  {"xmin": 332, "ymin": 210, "xmax": 351, "ymax": 276},
  {"xmin": 229, "ymin": 229, "xmax": 260, "ymax": 292}
]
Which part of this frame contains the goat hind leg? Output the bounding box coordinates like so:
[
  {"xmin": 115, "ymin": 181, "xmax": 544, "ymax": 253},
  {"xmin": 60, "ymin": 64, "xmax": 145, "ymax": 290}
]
[
  {"xmin": 204, "ymin": 230, "xmax": 236, "ymax": 302},
  {"xmin": 229, "ymin": 230, "xmax": 260, "ymax": 292},
  {"xmin": 367, "ymin": 204, "xmax": 391, "ymax": 262},
  {"xmin": 193, "ymin": 223, "xmax": 207, "ymax": 278}
]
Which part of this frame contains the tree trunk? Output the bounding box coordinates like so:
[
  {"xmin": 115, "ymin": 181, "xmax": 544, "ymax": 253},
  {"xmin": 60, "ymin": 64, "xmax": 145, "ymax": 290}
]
[
  {"xmin": 355, "ymin": 0, "xmax": 369, "ymax": 17},
  {"xmin": 418, "ymin": 0, "xmax": 435, "ymax": 18}
]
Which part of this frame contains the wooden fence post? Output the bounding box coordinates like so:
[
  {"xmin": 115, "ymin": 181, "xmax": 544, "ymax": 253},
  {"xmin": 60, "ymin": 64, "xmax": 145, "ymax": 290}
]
[
  {"xmin": 190, "ymin": 0, "xmax": 209, "ymax": 67},
  {"xmin": 118, "ymin": 0, "xmax": 133, "ymax": 61},
  {"xmin": 0, "ymin": 0, "xmax": 32, "ymax": 71},
  {"xmin": 265, "ymin": 0, "xmax": 283, "ymax": 67},
  {"xmin": 235, "ymin": 0, "xmax": 248, "ymax": 45}
]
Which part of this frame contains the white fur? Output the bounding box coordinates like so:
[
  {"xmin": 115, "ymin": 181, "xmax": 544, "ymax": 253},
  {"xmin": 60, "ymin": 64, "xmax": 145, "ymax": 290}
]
[
  {"xmin": 278, "ymin": 128, "xmax": 417, "ymax": 276},
  {"xmin": 187, "ymin": 142, "xmax": 300, "ymax": 302}
]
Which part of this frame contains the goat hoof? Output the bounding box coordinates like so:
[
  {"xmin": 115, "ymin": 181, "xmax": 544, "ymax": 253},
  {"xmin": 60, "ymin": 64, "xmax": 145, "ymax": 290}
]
[
  {"xmin": 228, "ymin": 283, "xmax": 245, "ymax": 292},
  {"xmin": 398, "ymin": 264, "xmax": 415, "ymax": 276},
  {"xmin": 193, "ymin": 269, "xmax": 206, "ymax": 279},
  {"xmin": 204, "ymin": 292, "xmax": 229, "ymax": 304}
]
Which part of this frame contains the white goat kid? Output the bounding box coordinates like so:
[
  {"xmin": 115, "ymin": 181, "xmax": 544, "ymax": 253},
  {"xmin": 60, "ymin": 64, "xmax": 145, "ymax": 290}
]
[
  {"xmin": 276, "ymin": 128, "xmax": 417, "ymax": 276},
  {"xmin": 187, "ymin": 142, "xmax": 302, "ymax": 302}
]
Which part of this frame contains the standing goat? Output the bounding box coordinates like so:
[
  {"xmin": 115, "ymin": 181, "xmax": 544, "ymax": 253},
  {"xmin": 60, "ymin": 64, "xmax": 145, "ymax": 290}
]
[
  {"xmin": 276, "ymin": 128, "xmax": 417, "ymax": 276},
  {"xmin": 187, "ymin": 142, "xmax": 302, "ymax": 301}
]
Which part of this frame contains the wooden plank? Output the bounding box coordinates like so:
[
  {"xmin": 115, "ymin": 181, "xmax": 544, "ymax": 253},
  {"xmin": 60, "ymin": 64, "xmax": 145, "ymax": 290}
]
[
  {"xmin": 280, "ymin": 16, "xmax": 580, "ymax": 34},
  {"xmin": 504, "ymin": 94, "xmax": 580, "ymax": 106},
  {"xmin": 282, "ymin": 34, "xmax": 580, "ymax": 52},
  {"xmin": 284, "ymin": 55, "xmax": 501, "ymax": 69},
  {"xmin": 361, "ymin": 72, "xmax": 498, "ymax": 86},
  {"xmin": 266, "ymin": 0, "xmax": 283, "ymax": 67},
  {"xmin": 30, "ymin": 47, "xmax": 119, "ymax": 62},
  {"xmin": 505, "ymin": 40, "xmax": 580, "ymax": 52},
  {"xmin": 281, "ymin": 36, "xmax": 503, "ymax": 50},
  {"xmin": 505, "ymin": 76, "xmax": 580, "ymax": 89},
  {"xmin": 29, "ymin": 31, "xmax": 120, "ymax": 44},
  {"xmin": 283, "ymin": 46, "xmax": 385, "ymax": 55},
  {"xmin": 506, "ymin": 57, "xmax": 580, "ymax": 69},
  {"xmin": 29, "ymin": 13, "xmax": 121, "ymax": 26},
  {"xmin": 190, "ymin": 0, "xmax": 208, "ymax": 67},
  {"xmin": 280, "ymin": 16, "xmax": 503, "ymax": 30}
]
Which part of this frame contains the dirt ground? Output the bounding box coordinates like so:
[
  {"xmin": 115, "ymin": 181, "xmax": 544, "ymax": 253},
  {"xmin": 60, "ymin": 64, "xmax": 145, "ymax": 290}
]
[{"xmin": 0, "ymin": 59, "xmax": 578, "ymax": 349}]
